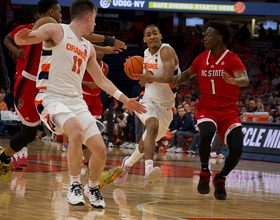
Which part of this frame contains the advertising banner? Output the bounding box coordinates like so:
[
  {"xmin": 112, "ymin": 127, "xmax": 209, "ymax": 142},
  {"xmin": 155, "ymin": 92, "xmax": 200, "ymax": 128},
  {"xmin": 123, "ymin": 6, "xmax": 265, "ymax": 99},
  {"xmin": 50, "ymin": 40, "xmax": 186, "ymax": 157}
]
[
  {"xmin": 11, "ymin": 0, "xmax": 280, "ymax": 16},
  {"xmin": 242, "ymin": 122, "xmax": 280, "ymax": 156}
]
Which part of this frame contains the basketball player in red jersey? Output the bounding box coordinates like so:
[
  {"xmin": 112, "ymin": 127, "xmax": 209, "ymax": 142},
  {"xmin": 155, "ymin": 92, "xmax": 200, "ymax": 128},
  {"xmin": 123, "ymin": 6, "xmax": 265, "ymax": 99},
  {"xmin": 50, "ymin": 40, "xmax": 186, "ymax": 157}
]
[
  {"xmin": 82, "ymin": 48, "xmax": 108, "ymax": 120},
  {"xmin": 172, "ymin": 20, "xmax": 249, "ymax": 200},
  {"xmin": 3, "ymin": 8, "xmax": 40, "ymax": 169},
  {"xmin": 0, "ymin": 0, "xmax": 62, "ymax": 183}
]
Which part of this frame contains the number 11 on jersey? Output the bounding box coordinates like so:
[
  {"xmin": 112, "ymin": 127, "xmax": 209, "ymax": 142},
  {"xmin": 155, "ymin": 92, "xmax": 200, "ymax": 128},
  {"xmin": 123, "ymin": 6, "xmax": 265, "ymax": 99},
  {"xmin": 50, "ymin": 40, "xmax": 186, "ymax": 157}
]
[
  {"xmin": 211, "ymin": 79, "xmax": 216, "ymax": 95},
  {"xmin": 72, "ymin": 56, "xmax": 83, "ymax": 74}
]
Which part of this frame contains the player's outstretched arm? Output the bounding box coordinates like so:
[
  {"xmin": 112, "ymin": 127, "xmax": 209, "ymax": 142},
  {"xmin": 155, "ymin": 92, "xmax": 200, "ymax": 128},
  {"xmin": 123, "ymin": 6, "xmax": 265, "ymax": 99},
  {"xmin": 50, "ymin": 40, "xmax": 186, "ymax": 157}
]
[
  {"xmin": 14, "ymin": 23, "xmax": 62, "ymax": 46},
  {"xmin": 135, "ymin": 46, "xmax": 175, "ymax": 84},
  {"xmin": 84, "ymin": 33, "xmax": 127, "ymax": 54},
  {"xmin": 4, "ymin": 33, "xmax": 25, "ymax": 59},
  {"xmin": 170, "ymin": 67, "xmax": 196, "ymax": 87},
  {"xmin": 86, "ymin": 45, "xmax": 146, "ymax": 114},
  {"xmin": 222, "ymin": 70, "xmax": 249, "ymax": 87}
]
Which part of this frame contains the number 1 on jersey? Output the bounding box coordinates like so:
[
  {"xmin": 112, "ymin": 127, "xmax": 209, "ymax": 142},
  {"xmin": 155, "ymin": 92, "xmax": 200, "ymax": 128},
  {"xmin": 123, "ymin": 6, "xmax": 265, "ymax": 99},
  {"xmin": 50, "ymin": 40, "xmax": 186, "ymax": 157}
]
[
  {"xmin": 211, "ymin": 79, "xmax": 216, "ymax": 95},
  {"xmin": 72, "ymin": 56, "xmax": 83, "ymax": 74}
]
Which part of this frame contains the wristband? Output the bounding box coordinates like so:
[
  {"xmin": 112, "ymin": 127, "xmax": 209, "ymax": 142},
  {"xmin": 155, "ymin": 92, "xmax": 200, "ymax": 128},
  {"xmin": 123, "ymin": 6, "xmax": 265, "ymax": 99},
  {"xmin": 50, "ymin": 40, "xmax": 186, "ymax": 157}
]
[
  {"xmin": 113, "ymin": 90, "xmax": 123, "ymax": 100},
  {"xmin": 104, "ymin": 35, "xmax": 115, "ymax": 47}
]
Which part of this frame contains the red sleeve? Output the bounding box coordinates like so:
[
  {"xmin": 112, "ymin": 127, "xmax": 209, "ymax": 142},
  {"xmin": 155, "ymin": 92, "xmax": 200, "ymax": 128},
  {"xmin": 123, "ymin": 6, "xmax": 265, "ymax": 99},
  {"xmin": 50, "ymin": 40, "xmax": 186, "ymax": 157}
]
[
  {"xmin": 10, "ymin": 24, "xmax": 34, "ymax": 39},
  {"xmin": 229, "ymin": 53, "xmax": 246, "ymax": 73},
  {"xmin": 191, "ymin": 53, "xmax": 204, "ymax": 73}
]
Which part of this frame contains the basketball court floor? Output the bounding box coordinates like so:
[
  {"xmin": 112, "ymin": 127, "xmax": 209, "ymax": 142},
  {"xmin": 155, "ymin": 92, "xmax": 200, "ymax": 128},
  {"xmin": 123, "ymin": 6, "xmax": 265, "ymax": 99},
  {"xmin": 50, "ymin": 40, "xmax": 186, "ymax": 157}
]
[{"xmin": 0, "ymin": 138, "xmax": 280, "ymax": 220}]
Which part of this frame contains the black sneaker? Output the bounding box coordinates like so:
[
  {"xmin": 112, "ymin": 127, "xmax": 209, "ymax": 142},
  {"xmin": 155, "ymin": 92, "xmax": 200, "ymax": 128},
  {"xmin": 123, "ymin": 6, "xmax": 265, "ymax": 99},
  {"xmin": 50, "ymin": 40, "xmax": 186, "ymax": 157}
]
[
  {"xmin": 197, "ymin": 171, "xmax": 211, "ymax": 194},
  {"xmin": 213, "ymin": 174, "xmax": 227, "ymax": 200}
]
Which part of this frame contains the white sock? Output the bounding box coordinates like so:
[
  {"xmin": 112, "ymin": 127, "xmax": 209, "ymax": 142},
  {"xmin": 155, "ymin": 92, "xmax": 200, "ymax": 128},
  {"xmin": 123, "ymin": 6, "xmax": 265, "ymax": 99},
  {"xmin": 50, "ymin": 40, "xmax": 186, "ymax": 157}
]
[
  {"xmin": 145, "ymin": 159, "xmax": 153, "ymax": 174},
  {"xmin": 88, "ymin": 180, "xmax": 98, "ymax": 188},
  {"xmin": 124, "ymin": 144, "xmax": 144, "ymax": 167},
  {"xmin": 70, "ymin": 175, "xmax": 81, "ymax": 185}
]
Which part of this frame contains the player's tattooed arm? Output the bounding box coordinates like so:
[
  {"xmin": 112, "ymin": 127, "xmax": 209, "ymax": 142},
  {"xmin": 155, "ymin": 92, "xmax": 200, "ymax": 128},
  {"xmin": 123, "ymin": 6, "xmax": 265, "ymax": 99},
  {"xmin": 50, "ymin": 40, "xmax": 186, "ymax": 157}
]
[
  {"xmin": 222, "ymin": 69, "xmax": 249, "ymax": 87},
  {"xmin": 171, "ymin": 68, "xmax": 196, "ymax": 86}
]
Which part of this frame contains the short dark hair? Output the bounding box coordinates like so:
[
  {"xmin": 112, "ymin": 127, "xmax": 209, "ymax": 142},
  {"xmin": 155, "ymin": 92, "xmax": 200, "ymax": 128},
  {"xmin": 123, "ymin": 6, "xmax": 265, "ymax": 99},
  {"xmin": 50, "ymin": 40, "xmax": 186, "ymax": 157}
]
[
  {"xmin": 143, "ymin": 24, "xmax": 161, "ymax": 36},
  {"xmin": 37, "ymin": 0, "xmax": 59, "ymax": 15},
  {"xmin": 116, "ymin": 108, "xmax": 124, "ymax": 113},
  {"xmin": 208, "ymin": 20, "xmax": 233, "ymax": 45},
  {"xmin": 70, "ymin": 0, "xmax": 97, "ymax": 20}
]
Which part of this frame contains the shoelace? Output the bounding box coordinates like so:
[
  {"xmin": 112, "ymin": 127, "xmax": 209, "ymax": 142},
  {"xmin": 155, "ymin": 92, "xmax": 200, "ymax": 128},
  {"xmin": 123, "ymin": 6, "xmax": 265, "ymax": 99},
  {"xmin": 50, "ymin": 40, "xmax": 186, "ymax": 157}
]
[
  {"xmin": 70, "ymin": 184, "xmax": 83, "ymax": 196},
  {"xmin": 216, "ymin": 180, "xmax": 226, "ymax": 191},
  {"xmin": 200, "ymin": 175, "xmax": 210, "ymax": 184},
  {"xmin": 89, "ymin": 187, "xmax": 103, "ymax": 200}
]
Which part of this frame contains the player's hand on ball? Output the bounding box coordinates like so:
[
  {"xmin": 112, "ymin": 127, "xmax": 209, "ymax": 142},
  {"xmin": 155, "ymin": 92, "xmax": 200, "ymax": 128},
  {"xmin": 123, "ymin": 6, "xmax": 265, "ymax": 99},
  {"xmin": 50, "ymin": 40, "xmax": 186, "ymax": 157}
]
[
  {"xmin": 222, "ymin": 70, "xmax": 236, "ymax": 85},
  {"xmin": 125, "ymin": 97, "xmax": 147, "ymax": 114},
  {"xmin": 136, "ymin": 65, "xmax": 153, "ymax": 85}
]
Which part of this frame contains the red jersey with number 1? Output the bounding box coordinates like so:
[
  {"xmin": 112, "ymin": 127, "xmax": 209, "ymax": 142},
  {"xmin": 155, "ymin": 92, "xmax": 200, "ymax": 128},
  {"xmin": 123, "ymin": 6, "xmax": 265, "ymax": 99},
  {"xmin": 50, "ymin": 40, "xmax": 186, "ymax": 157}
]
[{"xmin": 191, "ymin": 49, "xmax": 246, "ymax": 108}]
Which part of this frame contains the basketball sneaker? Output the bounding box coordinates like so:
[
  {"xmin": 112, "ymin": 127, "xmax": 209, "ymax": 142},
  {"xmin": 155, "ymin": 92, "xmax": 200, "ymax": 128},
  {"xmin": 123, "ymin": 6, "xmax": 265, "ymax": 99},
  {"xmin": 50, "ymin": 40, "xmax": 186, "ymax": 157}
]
[
  {"xmin": 18, "ymin": 147, "xmax": 28, "ymax": 167},
  {"xmin": 67, "ymin": 181, "xmax": 85, "ymax": 206},
  {"xmin": 166, "ymin": 146, "xmax": 177, "ymax": 153},
  {"xmin": 61, "ymin": 144, "xmax": 68, "ymax": 152},
  {"xmin": 98, "ymin": 166, "xmax": 122, "ymax": 189},
  {"xmin": 114, "ymin": 156, "xmax": 131, "ymax": 185},
  {"xmin": 84, "ymin": 184, "xmax": 105, "ymax": 208},
  {"xmin": 0, "ymin": 147, "xmax": 12, "ymax": 183},
  {"xmin": 197, "ymin": 171, "xmax": 211, "ymax": 194},
  {"xmin": 12, "ymin": 155, "xmax": 23, "ymax": 170},
  {"xmin": 144, "ymin": 167, "xmax": 161, "ymax": 190},
  {"xmin": 213, "ymin": 174, "xmax": 227, "ymax": 200},
  {"xmin": 210, "ymin": 152, "xmax": 217, "ymax": 158}
]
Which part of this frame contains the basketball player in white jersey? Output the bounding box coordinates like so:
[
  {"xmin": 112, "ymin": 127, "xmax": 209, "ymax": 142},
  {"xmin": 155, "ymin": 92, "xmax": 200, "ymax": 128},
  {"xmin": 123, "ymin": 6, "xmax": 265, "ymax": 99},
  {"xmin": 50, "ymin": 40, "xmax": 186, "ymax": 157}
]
[
  {"xmin": 14, "ymin": 0, "xmax": 146, "ymax": 208},
  {"xmin": 114, "ymin": 24, "xmax": 180, "ymax": 189}
]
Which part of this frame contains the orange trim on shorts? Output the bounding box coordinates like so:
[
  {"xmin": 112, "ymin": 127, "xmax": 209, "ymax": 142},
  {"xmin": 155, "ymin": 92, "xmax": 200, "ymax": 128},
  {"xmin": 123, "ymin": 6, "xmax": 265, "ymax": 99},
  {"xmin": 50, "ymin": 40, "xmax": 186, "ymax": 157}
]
[
  {"xmin": 34, "ymin": 100, "xmax": 43, "ymax": 107},
  {"xmin": 41, "ymin": 64, "xmax": 50, "ymax": 72},
  {"xmin": 37, "ymin": 86, "xmax": 47, "ymax": 90}
]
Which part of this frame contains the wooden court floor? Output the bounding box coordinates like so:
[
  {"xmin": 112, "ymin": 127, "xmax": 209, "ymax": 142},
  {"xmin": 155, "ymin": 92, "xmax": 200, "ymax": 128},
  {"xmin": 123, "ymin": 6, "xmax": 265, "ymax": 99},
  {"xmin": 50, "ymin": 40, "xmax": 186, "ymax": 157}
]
[{"xmin": 0, "ymin": 138, "xmax": 280, "ymax": 220}]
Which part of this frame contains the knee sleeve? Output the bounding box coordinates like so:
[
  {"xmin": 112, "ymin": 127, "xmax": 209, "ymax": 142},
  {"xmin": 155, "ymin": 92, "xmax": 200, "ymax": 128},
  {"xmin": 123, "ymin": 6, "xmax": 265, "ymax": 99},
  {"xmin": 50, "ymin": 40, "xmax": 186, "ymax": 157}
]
[
  {"xmin": 198, "ymin": 122, "xmax": 216, "ymax": 146},
  {"xmin": 227, "ymin": 126, "xmax": 243, "ymax": 158},
  {"xmin": 10, "ymin": 125, "xmax": 38, "ymax": 152},
  {"xmin": 198, "ymin": 122, "xmax": 216, "ymax": 164}
]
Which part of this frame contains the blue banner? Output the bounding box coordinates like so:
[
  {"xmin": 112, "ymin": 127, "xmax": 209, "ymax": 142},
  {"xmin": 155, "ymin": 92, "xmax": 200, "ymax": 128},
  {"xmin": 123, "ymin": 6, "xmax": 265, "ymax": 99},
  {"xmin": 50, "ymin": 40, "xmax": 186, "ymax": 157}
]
[{"xmin": 11, "ymin": 0, "xmax": 280, "ymax": 16}]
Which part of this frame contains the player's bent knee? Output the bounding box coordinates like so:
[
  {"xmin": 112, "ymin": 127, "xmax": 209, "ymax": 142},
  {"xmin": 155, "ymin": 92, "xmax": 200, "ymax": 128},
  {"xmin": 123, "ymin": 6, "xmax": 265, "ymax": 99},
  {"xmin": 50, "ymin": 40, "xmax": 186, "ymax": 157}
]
[
  {"xmin": 69, "ymin": 130, "xmax": 84, "ymax": 146},
  {"xmin": 10, "ymin": 125, "xmax": 38, "ymax": 152}
]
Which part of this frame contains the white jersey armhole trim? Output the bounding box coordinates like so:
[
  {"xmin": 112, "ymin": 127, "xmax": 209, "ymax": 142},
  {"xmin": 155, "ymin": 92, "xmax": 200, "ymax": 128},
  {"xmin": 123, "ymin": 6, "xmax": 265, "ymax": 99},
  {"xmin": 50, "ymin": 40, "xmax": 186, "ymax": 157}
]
[{"xmin": 42, "ymin": 24, "xmax": 67, "ymax": 51}]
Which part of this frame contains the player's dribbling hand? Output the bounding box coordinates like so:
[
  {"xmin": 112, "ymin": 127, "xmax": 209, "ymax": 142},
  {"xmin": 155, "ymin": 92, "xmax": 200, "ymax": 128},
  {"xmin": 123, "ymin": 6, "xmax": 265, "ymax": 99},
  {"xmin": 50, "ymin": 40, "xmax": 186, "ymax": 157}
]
[
  {"xmin": 222, "ymin": 70, "xmax": 236, "ymax": 85},
  {"xmin": 135, "ymin": 65, "xmax": 153, "ymax": 85},
  {"xmin": 125, "ymin": 97, "xmax": 147, "ymax": 114},
  {"xmin": 14, "ymin": 28, "xmax": 35, "ymax": 45}
]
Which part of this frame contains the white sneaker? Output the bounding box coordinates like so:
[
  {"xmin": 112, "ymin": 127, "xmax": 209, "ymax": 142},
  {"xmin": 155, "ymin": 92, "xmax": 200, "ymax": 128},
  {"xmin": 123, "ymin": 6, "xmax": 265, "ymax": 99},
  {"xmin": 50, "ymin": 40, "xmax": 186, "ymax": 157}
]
[
  {"xmin": 210, "ymin": 152, "xmax": 217, "ymax": 158},
  {"xmin": 130, "ymin": 143, "xmax": 137, "ymax": 149},
  {"xmin": 217, "ymin": 153, "xmax": 225, "ymax": 159},
  {"xmin": 120, "ymin": 142, "xmax": 129, "ymax": 148},
  {"xmin": 67, "ymin": 182, "xmax": 85, "ymax": 206},
  {"xmin": 175, "ymin": 148, "xmax": 184, "ymax": 153},
  {"xmin": 84, "ymin": 184, "xmax": 105, "ymax": 208},
  {"xmin": 166, "ymin": 146, "xmax": 177, "ymax": 153},
  {"xmin": 144, "ymin": 167, "xmax": 161, "ymax": 190},
  {"xmin": 108, "ymin": 142, "xmax": 114, "ymax": 148},
  {"xmin": 41, "ymin": 136, "xmax": 50, "ymax": 141},
  {"xmin": 187, "ymin": 149, "xmax": 196, "ymax": 154}
]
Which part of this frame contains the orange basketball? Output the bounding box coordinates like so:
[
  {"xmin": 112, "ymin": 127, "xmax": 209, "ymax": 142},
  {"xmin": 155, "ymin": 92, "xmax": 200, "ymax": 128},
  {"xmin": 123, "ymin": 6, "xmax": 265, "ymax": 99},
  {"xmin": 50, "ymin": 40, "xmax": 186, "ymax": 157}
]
[
  {"xmin": 124, "ymin": 56, "xmax": 144, "ymax": 80},
  {"xmin": 234, "ymin": 2, "xmax": 246, "ymax": 14}
]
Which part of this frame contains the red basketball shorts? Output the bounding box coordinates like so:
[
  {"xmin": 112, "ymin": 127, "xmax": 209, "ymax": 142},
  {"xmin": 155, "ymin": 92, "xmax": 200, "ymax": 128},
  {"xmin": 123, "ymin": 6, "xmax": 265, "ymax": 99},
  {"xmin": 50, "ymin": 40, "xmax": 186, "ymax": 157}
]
[
  {"xmin": 196, "ymin": 104, "xmax": 241, "ymax": 144},
  {"xmin": 83, "ymin": 94, "xmax": 103, "ymax": 119},
  {"xmin": 14, "ymin": 74, "xmax": 40, "ymax": 126}
]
